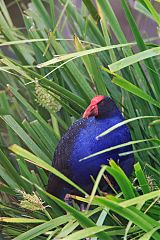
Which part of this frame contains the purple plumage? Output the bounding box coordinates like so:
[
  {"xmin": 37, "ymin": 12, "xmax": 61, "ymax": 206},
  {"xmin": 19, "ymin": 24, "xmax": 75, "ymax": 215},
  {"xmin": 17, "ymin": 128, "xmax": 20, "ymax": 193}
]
[{"xmin": 47, "ymin": 96, "xmax": 134, "ymax": 199}]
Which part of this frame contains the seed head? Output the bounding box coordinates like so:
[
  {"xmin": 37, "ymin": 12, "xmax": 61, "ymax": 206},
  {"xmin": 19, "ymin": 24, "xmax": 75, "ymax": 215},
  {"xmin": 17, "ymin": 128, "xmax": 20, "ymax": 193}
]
[
  {"xmin": 35, "ymin": 81, "xmax": 61, "ymax": 113},
  {"xmin": 19, "ymin": 190, "xmax": 45, "ymax": 212}
]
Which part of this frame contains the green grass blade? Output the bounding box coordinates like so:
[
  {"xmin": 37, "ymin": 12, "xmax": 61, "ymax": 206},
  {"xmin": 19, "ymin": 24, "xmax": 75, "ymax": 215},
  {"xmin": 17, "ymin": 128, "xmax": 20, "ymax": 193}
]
[
  {"xmin": 134, "ymin": 162, "xmax": 150, "ymax": 194},
  {"xmin": 106, "ymin": 160, "xmax": 135, "ymax": 199},
  {"xmin": 9, "ymin": 144, "xmax": 87, "ymax": 196},
  {"xmin": 109, "ymin": 46, "xmax": 160, "ymax": 72},
  {"xmin": 82, "ymin": 0, "xmax": 99, "ymax": 22},
  {"xmin": 13, "ymin": 215, "xmax": 71, "ymax": 240},
  {"xmin": 62, "ymin": 226, "xmax": 113, "ymax": 240},
  {"xmin": 121, "ymin": 0, "xmax": 160, "ymax": 94},
  {"xmin": 37, "ymin": 43, "xmax": 135, "ymax": 67},
  {"xmin": 91, "ymin": 197, "xmax": 160, "ymax": 239},
  {"xmin": 1, "ymin": 115, "xmax": 50, "ymax": 163},
  {"xmin": 142, "ymin": 0, "xmax": 160, "ymax": 26},
  {"xmin": 31, "ymin": 0, "xmax": 52, "ymax": 28},
  {"xmin": 97, "ymin": 116, "xmax": 159, "ymax": 139},
  {"xmin": 46, "ymin": 193, "xmax": 111, "ymax": 240},
  {"xmin": 139, "ymin": 226, "xmax": 160, "ymax": 240},
  {"xmin": 80, "ymin": 139, "xmax": 158, "ymax": 162},
  {"xmin": 0, "ymin": 149, "xmax": 25, "ymax": 188},
  {"xmin": 0, "ymin": 218, "xmax": 46, "ymax": 223},
  {"xmin": 119, "ymin": 189, "xmax": 160, "ymax": 208},
  {"xmin": 112, "ymin": 75, "xmax": 160, "ymax": 108}
]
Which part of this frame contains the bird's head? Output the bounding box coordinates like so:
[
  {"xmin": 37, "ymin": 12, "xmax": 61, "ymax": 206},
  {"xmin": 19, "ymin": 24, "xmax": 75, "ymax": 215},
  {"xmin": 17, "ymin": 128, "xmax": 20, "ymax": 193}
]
[{"xmin": 83, "ymin": 95, "xmax": 116, "ymax": 118}]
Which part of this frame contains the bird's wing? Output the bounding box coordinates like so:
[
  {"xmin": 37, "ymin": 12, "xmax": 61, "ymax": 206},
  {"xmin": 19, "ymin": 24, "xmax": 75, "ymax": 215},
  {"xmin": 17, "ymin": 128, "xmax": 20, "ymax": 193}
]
[
  {"xmin": 47, "ymin": 118, "xmax": 87, "ymax": 197},
  {"xmin": 47, "ymin": 136, "xmax": 71, "ymax": 198},
  {"xmin": 52, "ymin": 118, "xmax": 87, "ymax": 171}
]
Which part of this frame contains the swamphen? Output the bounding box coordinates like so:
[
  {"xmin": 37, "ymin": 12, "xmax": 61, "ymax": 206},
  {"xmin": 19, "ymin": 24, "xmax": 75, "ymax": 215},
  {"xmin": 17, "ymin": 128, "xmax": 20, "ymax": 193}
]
[{"xmin": 47, "ymin": 96, "xmax": 134, "ymax": 199}]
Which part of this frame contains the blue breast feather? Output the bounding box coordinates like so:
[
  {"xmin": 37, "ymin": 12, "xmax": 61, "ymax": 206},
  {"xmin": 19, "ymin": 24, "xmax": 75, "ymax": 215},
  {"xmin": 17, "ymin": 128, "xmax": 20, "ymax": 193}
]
[{"xmin": 68, "ymin": 114, "xmax": 134, "ymax": 188}]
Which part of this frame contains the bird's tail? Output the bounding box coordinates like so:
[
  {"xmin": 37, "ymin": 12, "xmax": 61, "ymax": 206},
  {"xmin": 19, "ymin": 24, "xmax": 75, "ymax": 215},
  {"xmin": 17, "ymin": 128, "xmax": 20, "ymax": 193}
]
[{"xmin": 47, "ymin": 173, "xmax": 69, "ymax": 200}]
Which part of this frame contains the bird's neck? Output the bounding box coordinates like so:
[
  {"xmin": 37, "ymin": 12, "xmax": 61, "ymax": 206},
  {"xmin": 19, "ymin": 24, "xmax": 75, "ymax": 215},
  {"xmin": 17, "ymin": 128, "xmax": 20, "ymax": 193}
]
[{"xmin": 97, "ymin": 103, "xmax": 122, "ymax": 119}]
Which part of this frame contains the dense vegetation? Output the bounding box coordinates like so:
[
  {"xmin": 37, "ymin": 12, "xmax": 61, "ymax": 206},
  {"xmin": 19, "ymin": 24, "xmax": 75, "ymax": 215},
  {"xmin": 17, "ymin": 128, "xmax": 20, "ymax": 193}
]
[{"xmin": 0, "ymin": 0, "xmax": 160, "ymax": 239}]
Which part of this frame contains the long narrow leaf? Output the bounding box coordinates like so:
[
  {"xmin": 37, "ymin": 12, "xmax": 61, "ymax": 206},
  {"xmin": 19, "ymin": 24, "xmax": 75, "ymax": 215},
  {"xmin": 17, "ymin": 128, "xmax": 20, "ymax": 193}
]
[{"xmin": 9, "ymin": 144, "xmax": 87, "ymax": 196}]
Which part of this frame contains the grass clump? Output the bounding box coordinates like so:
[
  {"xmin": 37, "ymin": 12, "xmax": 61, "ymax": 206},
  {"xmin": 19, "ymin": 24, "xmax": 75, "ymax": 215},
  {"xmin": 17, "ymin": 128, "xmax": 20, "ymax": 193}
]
[{"xmin": 0, "ymin": 0, "xmax": 160, "ymax": 239}]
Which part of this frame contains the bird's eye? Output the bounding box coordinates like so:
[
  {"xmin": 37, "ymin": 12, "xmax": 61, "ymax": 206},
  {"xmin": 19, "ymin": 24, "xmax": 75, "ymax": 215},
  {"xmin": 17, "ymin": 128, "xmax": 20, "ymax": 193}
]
[
  {"xmin": 100, "ymin": 101, "xmax": 105, "ymax": 106},
  {"xmin": 99, "ymin": 100, "xmax": 105, "ymax": 106}
]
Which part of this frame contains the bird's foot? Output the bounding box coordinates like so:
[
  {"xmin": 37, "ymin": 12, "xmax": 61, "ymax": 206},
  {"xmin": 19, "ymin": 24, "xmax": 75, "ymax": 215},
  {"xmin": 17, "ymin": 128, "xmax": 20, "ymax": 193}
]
[
  {"xmin": 101, "ymin": 191, "xmax": 109, "ymax": 196},
  {"xmin": 80, "ymin": 203, "xmax": 86, "ymax": 212},
  {"xmin": 64, "ymin": 194, "xmax": 73, "ymax": 205}
]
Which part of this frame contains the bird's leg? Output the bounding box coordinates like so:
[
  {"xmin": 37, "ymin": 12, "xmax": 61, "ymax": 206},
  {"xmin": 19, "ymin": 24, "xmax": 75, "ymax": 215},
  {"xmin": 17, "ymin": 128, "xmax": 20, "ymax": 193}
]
[
  {"xmin": 64, "ymin": 193, "xmax": 73, "ymax": 205},
  {"xmin": 65, "ymin": 194, "xmax": 89, "ymax": 239},
  {"xmin": 80, "ymin": 203, "xmax": 86, "ymax": 211},
  {"xmin": 65, "ymin": 194, "xmax": 87, "ymax": 211},
  {"xmin": 102, "ymin": 174, "xmax": 118, "ymax": 194}
]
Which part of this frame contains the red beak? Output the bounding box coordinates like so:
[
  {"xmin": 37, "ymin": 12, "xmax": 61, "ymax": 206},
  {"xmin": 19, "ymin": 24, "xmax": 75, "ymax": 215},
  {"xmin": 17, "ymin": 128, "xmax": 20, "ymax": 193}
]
[{"xmin": 82, "ymin": 104, "xmax": 98, "ymax": 118}]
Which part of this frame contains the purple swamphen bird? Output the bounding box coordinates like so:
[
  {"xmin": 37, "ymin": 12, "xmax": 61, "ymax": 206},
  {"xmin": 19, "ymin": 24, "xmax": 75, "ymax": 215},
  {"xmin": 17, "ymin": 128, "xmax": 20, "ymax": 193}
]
[{"xmin": 47, "ymin": 96, "xmax": 134, "ymax": 199}]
